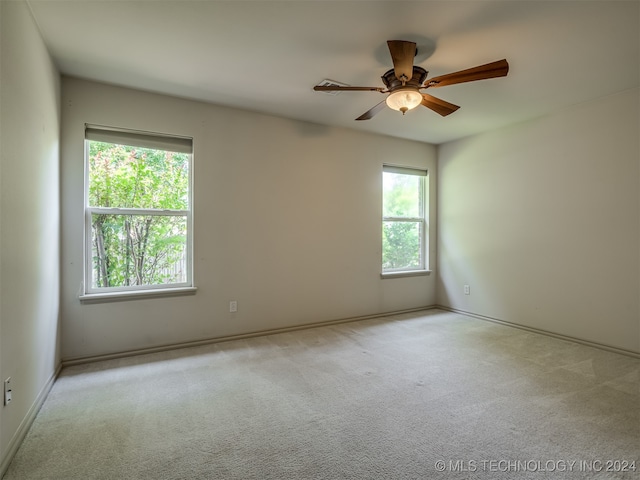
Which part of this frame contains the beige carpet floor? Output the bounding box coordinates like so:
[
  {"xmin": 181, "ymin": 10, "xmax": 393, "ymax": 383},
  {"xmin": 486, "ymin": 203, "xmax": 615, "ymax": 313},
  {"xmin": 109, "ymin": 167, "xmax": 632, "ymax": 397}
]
[{"xmin": 4, "ymin": 309, "xmax": 639, "ymax": 479}]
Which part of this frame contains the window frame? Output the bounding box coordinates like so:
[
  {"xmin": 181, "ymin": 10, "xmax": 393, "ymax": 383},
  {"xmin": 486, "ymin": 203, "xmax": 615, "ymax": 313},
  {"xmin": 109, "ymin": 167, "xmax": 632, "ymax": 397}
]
[
  {"xmin": 82, "ymin": 125, "xmax": 195, "ymax": 299},
  {"xmin": 381, "ymin": 165, "xmax": 429, "ymax": 277}
]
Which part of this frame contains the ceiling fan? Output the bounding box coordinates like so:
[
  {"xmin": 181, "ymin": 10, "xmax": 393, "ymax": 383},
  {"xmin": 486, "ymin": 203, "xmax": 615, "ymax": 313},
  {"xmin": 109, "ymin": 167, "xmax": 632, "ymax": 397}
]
[{"xmin": 314, "ymin": 40, "xmax": 509, "ymax": 121}]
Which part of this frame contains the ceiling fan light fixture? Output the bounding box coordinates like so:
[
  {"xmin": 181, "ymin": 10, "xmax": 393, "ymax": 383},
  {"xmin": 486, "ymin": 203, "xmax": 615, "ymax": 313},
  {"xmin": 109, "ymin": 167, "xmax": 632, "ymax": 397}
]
[{"xmin": 385, "ymin": 89, "xmax": 422, "ymax": 114}]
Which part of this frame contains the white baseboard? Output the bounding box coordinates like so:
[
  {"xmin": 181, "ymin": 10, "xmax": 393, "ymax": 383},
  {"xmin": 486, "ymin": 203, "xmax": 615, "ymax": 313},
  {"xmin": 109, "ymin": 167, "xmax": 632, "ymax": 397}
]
[
  {"xmin": 62, "ymin": 306, "xmax": 437, "ymax": 367},
  {"xmin": 0, "ymin": 363, "xmax": 62, "ymax": 478},
  {"xmin": 438, "ymin": 305, "xmax": 640, "ymax": 359}
]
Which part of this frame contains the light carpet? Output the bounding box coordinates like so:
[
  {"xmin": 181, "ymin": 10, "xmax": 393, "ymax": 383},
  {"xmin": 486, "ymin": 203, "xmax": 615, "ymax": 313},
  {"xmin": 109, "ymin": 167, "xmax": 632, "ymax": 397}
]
[{"xmin": 4, "ymin": 309, "xmax": 639, "ymax": 479}]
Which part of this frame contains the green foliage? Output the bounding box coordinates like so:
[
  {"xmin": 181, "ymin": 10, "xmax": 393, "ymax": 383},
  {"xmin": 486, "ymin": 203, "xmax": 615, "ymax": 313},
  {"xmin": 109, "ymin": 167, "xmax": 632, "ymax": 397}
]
[
  {"xmin": 382, "ymin": 172, "xmax": 423, "ymax": 270},
  {"xmin": 89, "ymin": 141, "xmax": 189, "ymax": 288},
  {"xmin": 382, "ymin": 222, "xmax": 421, "ymax": 270},
  {"xmin": 382, "ymin": 173, "xmax": 421, "ymax": 218}
]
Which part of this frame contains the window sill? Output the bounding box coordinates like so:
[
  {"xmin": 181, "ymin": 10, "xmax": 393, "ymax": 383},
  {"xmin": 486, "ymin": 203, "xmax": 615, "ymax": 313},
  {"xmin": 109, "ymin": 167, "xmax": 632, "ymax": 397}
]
[
  {"xmin": 79, "ymin": 286, "xmax": 197, "ymax": 304},
  {"xmin": 380, "ymin": 270, "xmax": 432, "ymax": 279}
]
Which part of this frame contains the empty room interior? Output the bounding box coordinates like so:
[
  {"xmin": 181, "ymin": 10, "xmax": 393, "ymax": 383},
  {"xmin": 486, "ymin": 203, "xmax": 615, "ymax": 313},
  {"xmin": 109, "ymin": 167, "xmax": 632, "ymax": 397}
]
[{"xmin": 1, "ymin": 0, "xmax": 639, "ymax": 478}]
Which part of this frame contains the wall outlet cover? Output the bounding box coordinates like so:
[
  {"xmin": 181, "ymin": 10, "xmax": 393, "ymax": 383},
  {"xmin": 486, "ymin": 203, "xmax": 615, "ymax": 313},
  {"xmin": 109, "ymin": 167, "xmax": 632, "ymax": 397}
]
[{"xmin": 4, "ymin": 377, "xmax": 12, "ymax": 406}]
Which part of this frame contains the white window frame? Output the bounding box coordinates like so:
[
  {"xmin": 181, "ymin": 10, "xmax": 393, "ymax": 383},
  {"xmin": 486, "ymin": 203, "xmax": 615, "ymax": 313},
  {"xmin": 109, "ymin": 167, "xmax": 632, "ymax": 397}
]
[
  {"xmin": 82, "ymin": 125, "xmax": 195, "ymax": 300},
  {"xmin": 381, "ymin": 165, "xmax": 429, "ymax": 277}
]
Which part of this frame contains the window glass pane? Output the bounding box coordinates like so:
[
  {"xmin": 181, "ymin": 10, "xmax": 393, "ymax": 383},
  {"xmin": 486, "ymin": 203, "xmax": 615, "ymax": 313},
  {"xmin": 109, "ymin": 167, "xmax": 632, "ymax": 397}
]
[
  {"xmin": 91, "ymin": 214, "xmax": 187, "ymax": 288},
  {"xmin": 382, "ymin": 171, "xmax": 421, "ymax": 218},
  {"xmin": 382, "ymin": 221, "xmax": 421, "ymax": 270},
  {"xmin": 88, "ymin": 141, "xmax": 189, "ymax": 210}
]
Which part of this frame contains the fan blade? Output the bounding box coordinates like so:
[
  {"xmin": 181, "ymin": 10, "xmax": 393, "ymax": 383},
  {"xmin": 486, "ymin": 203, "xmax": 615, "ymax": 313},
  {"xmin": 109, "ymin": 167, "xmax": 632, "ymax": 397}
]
[
  {"xmin": 421, "ymin": 93, "xmax": 460, "ymax": 117},
  {"xmin": 314, "ymin": 85, "xmax": 385, "ymax": 92},
  {"xmin": 356, "ymin": 100, "xmax": 387, "ymax": 121},
  {"xmin": 387, "ymin": 40, "xmax": 416, "ymax": 82},
  {"xmin": 424, "ymin": 59, "xmax": 509, "ymax": 88}
]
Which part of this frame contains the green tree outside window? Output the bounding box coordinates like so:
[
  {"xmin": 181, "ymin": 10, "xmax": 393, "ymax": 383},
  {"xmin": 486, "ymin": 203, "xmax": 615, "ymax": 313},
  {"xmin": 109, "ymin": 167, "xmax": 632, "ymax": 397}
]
[
  {"xmin": 382, "ymin": 167, "xmax": 426, "ymax": 272},
  {"xmin": 87, "ymin": 140, "xmax": 190, "ymax": 289}
]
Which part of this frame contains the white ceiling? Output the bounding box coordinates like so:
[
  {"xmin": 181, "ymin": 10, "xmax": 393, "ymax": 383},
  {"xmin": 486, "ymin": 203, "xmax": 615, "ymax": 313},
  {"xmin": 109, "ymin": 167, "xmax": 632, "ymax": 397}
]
[{"xmin": 27, "ymin": 0, "xmax": 639, "ymax": 145}]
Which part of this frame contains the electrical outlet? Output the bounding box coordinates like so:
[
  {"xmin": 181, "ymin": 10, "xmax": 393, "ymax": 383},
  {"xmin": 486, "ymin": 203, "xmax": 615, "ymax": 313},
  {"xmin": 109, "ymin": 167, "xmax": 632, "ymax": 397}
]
[
  {"xmin": 229, "ymin": 300, "xmax": 238, "ymax": 313},
  {"xmin": 4, "ymin": 377, "xmax": 12, "ymax": 406},
  {"xmin": 464, "ymin": 284, "xmax": 470, "ymax": 295}
]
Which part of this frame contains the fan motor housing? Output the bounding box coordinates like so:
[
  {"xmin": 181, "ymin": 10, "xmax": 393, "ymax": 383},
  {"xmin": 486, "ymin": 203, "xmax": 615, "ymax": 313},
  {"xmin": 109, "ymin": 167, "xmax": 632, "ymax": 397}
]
[{"xmin": 381, "ymin": 66, "xmax": 428, "ymax": 92}]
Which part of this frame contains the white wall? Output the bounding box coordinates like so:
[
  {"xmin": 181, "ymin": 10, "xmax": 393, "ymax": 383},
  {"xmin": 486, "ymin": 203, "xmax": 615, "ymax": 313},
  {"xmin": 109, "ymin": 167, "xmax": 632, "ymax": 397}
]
[
  {"xmin": 60, "ymin": 77, "xmax": 437, "ymax": 361},
  {"xmin": 437, "ymin": 88, "xmax": 640, "ymax": 353},
  {"xmin": 0, "ymin": 0, "xmax": 61, "ymax": 472}
]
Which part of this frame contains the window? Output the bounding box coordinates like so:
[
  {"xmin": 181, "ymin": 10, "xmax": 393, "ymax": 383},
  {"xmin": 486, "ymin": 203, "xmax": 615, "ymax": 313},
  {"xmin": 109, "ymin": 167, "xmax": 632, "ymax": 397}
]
[
  {"xmin": 382, "ymin": 165, "xmax": 428, "ymax": 275},
  {"xmin": 84, "ymin": 125, "xmax": 193, "ymax": 297}
]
